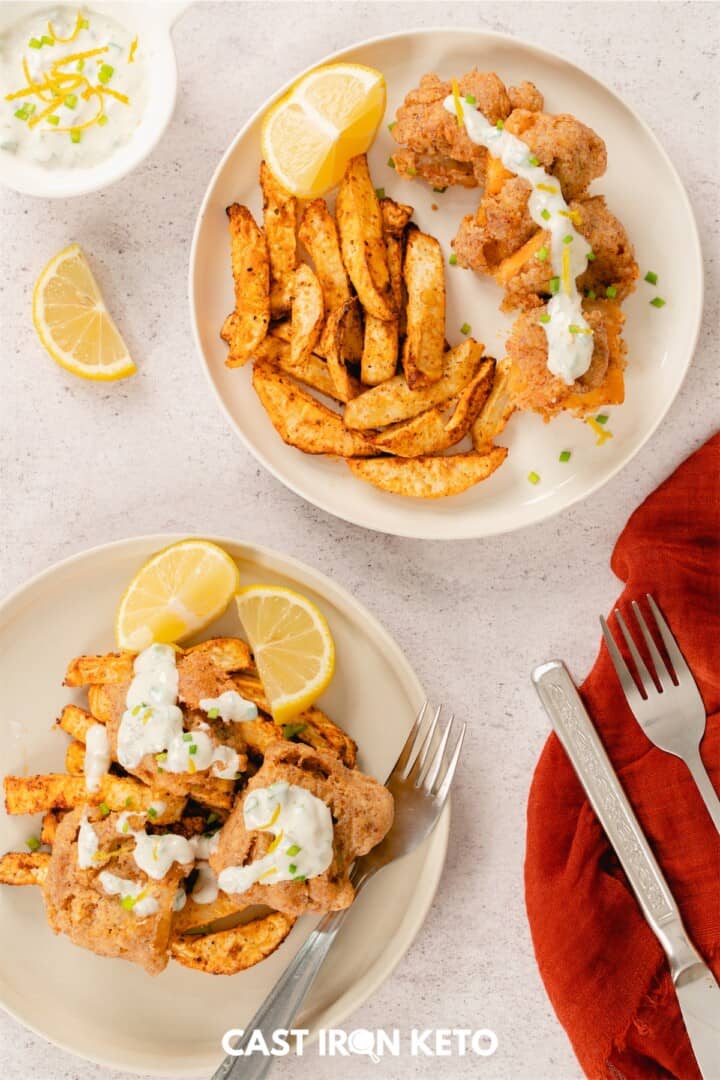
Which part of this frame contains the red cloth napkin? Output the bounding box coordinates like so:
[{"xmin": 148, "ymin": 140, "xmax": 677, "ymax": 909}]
[{"xmin": 525, "ymin": 433, "xmax": 720, "ymax": 1079}]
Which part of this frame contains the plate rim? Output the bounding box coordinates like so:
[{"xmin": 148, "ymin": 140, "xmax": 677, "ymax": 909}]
[
  {"xmin": 0, "ymin": 532, "xmax": 450, "ymax": 1076},
  {"xmin": 188, "ymin": 25, "xmax": 704, "ymax": 540}
]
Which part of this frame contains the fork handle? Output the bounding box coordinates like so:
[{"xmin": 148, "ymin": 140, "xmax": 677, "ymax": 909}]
[
  {"xmin": 533, "ymin": 661, "xmax": 703, "ymax": 978},
  {"xmin": 684, "ymin": 749, "xmax": 720, "ymax": 832},
  {"xmin": 211, "ymin": 900, "xmax": 356, "ymax": 1080}
]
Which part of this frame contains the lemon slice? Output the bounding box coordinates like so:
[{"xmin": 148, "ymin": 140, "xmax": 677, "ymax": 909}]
[
  {"xmin": 115, "ymin": 540, "xmax": 240, "ymax": 652},
  {"xmin": 33, "ymin": 243, "xmax": 135, "ymax": 381},
  {"xmin": 235, "ymin": 586, "xmax": 335, "ymax": 724},
  {"xmin": 261, "ymin": 62, "xmax": 386, "ymax": 197}
]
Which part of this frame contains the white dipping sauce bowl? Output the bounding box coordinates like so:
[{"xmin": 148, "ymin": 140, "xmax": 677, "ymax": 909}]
[{"xmin": 0, "ymin": 1, "xmax": 187, "ymax": 198}]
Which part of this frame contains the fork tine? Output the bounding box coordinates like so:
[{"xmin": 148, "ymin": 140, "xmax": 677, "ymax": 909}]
[
  {"xmin": 600, "ymin": 616, "xmax": 645, "ymax": 704},
  {"xmin": 406, "ymin": 705, "xmax": 441, "ymax": 781},
  {"xmin": 393, "ymin": 702, "xmax": 427, "ymax": 777},
  {"xmin": 631, "ymin": 601, "xmax": 673, "ymax": 692},
  {"xmin": 646, "ymin": 595, "xmax": 687, "ymax": 683},
  {"xmin": 614, "ymin": 608, "xmax": 654, "ymax": 696},
  {"xmin": 420, "ymin": 714, "xmax": 454, "ymax": 792},
  {"xmin": 435, "ymin": 722, "xmax": 466, "ymax": 802}
]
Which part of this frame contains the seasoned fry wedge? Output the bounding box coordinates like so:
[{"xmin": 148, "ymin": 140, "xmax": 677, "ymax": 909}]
[
  {"xmin": 290, "ymin": 264, "xmax": 324, "ymax": 367},
  {"xmin": 260, "ymin": 162, "xmax": 297, "ymax": 317},
  {"xmin": 369, "ymin": 408, "xmax": 450, "ymax": 458},
  {"xmin": 65, "ymin": 740, "xmax": 85, "ymax": 776},
  {"xmin": 444, "ymin": 359, "xmax": 496, "ymax": 439},
  {"xmin": 220, "ymin": 311, "xmax": 235, "ymax": 345},
  {"xmin": 262, "ymin": 334, "xmax": 361, "ymax": 403},
  {"xmin": 87, "ymin": 685, "xmax": 112, "ymax": 722},
  {"xmin": 297, "ymin": 707, "xmax": 357, "ymax": 768},
  {"xmin": 65, "ymin": 652, "xmax": 134, "ymax": 687},
  {"xmin": 381, "ymin": 197, "xmax": 414, "ymax": 239},
  {"xmin": 361, "ymin": 315, "xmax": 398, "ymax": 387},
  {"xmin": 172, "ymin": 892, "xmax": 244, "ymax": 935},
  {"xmin": 41, "ymin": 810, "xmax": 64, "ymax": 846},
  {"xmin": 4, "ymin": 773, "xmax": 185, "ymax": 822},
  {"xmin": 336, "ymin": 155, "xmax": 396, "ymax": 321},
  {"xmin": 348, "ymin": 447, "xmax": 508, "ymax": 498},
  {"xmin": 171, "ymin": 910, "xmax": 296, "ymax": 974},
  {"xmin": 298, "ymin": 198, "xmax": 353, "ymax": 311},
  {"xmin": 241, "ymin": 717, "xmax": 283, "ymax": 756},
  {"xmin": 345, "ymin": 339, "xmax": 484, "ymax": 429},
  {"xmin": 402, "ymin": 229, "xmax": 446, "ymax": 388},
  {"xmin": 0, "ymin": 851, "xmax": 50, "ymax": 887},
  {"xmin": 225, "ymin": 204, "xmax": 270, "ymax": 368},
  {"xmin": 323, "ymin": 298, "xmax": 360, "ymax": 401},
  {"xmin": 471, "ymin": 357, "xmax": 516, "ymax": 451},
  {"xmin": 57, "ymin": 704, "xmax": 95, "ymax": 741},
  {"xmin": 252, "ymin": 361, "xmax": 375, "ymax": 457}
]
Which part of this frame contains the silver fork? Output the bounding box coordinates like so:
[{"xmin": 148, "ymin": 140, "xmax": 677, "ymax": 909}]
[
  {"xmin": 212, "ymin": 702, "xmax": 465, "ymax": 1080},
  {"xmin": 600, "ymin": 594, "xmax": 720, "ymax": 832}
]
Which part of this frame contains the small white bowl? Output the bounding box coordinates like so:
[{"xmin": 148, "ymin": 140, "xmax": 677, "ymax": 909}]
[{"xmin": 0, "ymin": 1, "xmax": 187, "ymax": 198}]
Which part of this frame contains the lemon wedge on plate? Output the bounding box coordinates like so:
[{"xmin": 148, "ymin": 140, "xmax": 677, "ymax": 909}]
[
  {"xmin": 33, "ymin": 243, "xmax": 135, "ymax": 381},
  {"xmin": 235, "ymin": 586, "xmax": 335, "ymax": 724},
  {"xmin": 261, "ymin": 62, "xmax": 386, "ymax": 197},
  {"xmin": 115, "ymin": 540, "xmax": 240, "ymax": 652}
]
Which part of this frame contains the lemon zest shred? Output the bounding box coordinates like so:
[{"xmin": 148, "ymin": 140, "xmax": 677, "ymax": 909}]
[
  {"xmin": 52, "ymin": 45, "xmax": 109, "ymax": 67},
  {"xmin": 129, "ymin": 37, "xmax": 138, "ymax": 63},
  {"xmin": 536, "ymin": 182, "xmax": 558, "ymax": 194},
  {"xmin": 586, "ymin": 417, "xmax": 614, "ymax": 445},
  {"xmin": 258, "ymin": 865, "xmax": 278, "ymax": 882},
  {"xmin": 95, "ymin": 85, "xmax": 129, "ymax": 105},
  {"xmin": 47, "ymin": 13, "xmax": 84, "ymax": 44},
  {"xmin": 451, "ymin": 79, "xmax": 464, "ymax": 127},
  {"xmin": 258, "ymin": 803, "xmax": 281, "ymax": 831},
  {"xmin": 562, "ymin": 247, "xmax": 572, "ymax": 296},
  {"xmin": 28, "ymin": 95, "xmax": 65, "ymax": 128},
  {"xmin": 267, "ymin": 829, "xmax": 284, "ymax": 856},
  {"xmin": 51, "ymin": 90, "xmax": 104, "ymax": 132}
]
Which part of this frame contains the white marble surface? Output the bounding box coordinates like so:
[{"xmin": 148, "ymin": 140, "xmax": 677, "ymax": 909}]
[{"xmin": 0, "ymin": 2, "xmax": 717, "ymax": 1078}]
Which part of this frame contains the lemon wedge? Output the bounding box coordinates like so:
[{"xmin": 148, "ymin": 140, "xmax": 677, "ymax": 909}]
[
  {"xmin": 261, "ymin": 62, "xmax": 386, "ymax": 197},
  {"xmin": 33, "ymin": 243, "xmax": 135, "ymax": 381},
  {"xmin": 235, "ymin": 586, "xmax": 335, "ymax": 724},
  {"xmin": 115, "ymin": 540, "xmax": 240, "ymax": 652}
]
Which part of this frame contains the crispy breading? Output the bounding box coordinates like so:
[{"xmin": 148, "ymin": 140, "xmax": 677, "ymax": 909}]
[{"xmin": 171, "ymin": 911, "xmax": 296, "ymax": 974}]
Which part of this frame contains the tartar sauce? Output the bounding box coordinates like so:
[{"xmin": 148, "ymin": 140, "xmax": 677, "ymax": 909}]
[
  {"xmin": 217, "ymin": 781, "xmax": 334, "ymax": 895},
  {"xmin": 0, "ymin": 6, "xmax": 147, "ymax": 169},
  {"xmin": 117, "ymin": 643, "xmax": 250, "ymax": 781},
  {"xmin": 444, "ymin": 91, "xmax": 594, "ymax": 383},
  {"xmin": 98, "ymin": 870, "xmax": 158, "ymax": 918},
  {"xmin": 115, "ymin": 811, "xmax": 194, "ymax": 880},
  {"xmin": 77, "ymin": 809, "xmax": 98, "ymax": 869},
  {"xmin": 200, "ymin": 690, "xmax": 258, "ymax": 724},
  {"xmin": 188, "ymin": 831, "xmax": 220, "ymax": 904},
  {"xmin": 83, "ymin": 722, "xmax": 110, "ymax": 793}
]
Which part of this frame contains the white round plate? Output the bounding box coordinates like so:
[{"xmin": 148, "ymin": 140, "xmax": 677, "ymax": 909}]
[
  {"xmin": 190, "ymin": 28, "xmax": 702, "ymax": 539},
  {"xmin": 0, "ymin": 535, "xmax": 447, "ymax": 1076}
]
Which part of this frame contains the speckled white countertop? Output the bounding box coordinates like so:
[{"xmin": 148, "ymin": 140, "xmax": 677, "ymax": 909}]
[{"xmin": 0, "ymin": 2, "xmax": 717, "ymax": 1078}]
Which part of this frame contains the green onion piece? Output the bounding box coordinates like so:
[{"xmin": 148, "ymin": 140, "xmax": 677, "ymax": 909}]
[
  {"xmin": 548, "ymin": 277, "xmax": 560, "ymax": 294},
  {"xmin": 563, "ymin": 235, "xmax": 573, "ymax": 245},
  {"xmin": 528, "ymin": 155, "xmax": 540, "ymax": 166},
  {"xmin": 121, "ymin": 895, "xmax": 136, "ymax": 911},
  {"xmin": 79, "ymin": 16, "xmax": 89, "ymax": 29},
  {"xmin": 125, "ymin": 797, "xmax": 133, "ymax": 808},
  {"xmin": 155, "ymin": 752, "xmax": 167, "ymax": 762},
  {"xmin": 586, "ymin": 289, "xmax": 596, "ymax": 300},
  {"xmin": 528, "ymin": 471, "xmax": 540, "ymax": 485},
  {"xmin": 26, "ymin": 836, "xmax": 41, "ymax": 852},
  {"xmin": 495, "ymin": 119, "xmax": 504, "ymax": 130},
  {"xmin": 98, "ymin": 64, "xmax": 114, "ymax": 84},
  {"xmin": 282, "ymin": 723, "xmax": 307, "ymax": 740},
  {"xmin": 99, "ymin": 802, "xmax": 110, "ymax": 817},
  {"xmin": 568, "ymin": 324, "xmax": 582, "ymax": 334},
  {"xmin": 64, "ymin": 94, "xmax": 78, "ymax": 109},
  {"xmin": 207, "ymin": 812, "xmax": 219, "ymax": 825},
  {"xmin": 14, "ymin": 104, "xmax": 35, "ymax": 121},
  {"xmin": 288, "ymin": 863, "xmax": 297, "ymax": 874},
  {"xmin": 293, "ymin": 874, "xmax": 307, "ymax": 882},
  {"xmin": 386, "ymin": 156, "xmax": 395, "ymax": 169},
  {"xmin": 387, "ymin": 120, "xmax": 396, "ymax": 131},
  {"xmin": 406, "ymin": 166, "xmax": 417, "ymax": 177},
  {"xmin": 70, "ymin": 129, "xmax": 82, "ymax": 144},
  {"xmin": 97, "ymin": 114, "xmax": 108, "ymax": 127},
  {"xmin": 147, "ymin": 807, "xmax": 157, "ymax": 819},
  {"xmin": 188, "ymin": 744, "xmax": 198, "ymax": 755},
  {"xmin": 28, "ymin": 38, "xmax": 41, "ymax": 49},
  {"xmin": 586, "ymin": 251, "xmax": 597, "ymax": 262},
  {"xmin": 121, "ymin": 821, "xmax": 129, "ymax": 834},
  {"xmin": 432, "ymin": 185, "xmax": 447, "ymax": 193},
  {"xmin": 182, "ymin": 732, "xmax": 193, "ymax": 742},
  {"xmin": 559, "ymin": 450, "xmax": 572, "ymax": 463},
  {"xmin": 650, "ymin": 296, "xmax": 666, "ymax": 308},
  {"xmin": 207, "ymin": 707, "xmax": 220, "ymax": 719},
  {"xmin": 460, "ymin": 322, "xmax": 471, "ymax": 335},
  {"xmin": 538, "ymin": 314, "xmax": 551, "ymax": 324},
  {"xmin": 76, "ymin": 58, "xmax": 85, "ymax": 71},
  {"xmin": 286, "ymin": 844, "xmax": 301, "ymax": 856},
  {"xmin": 605, "ymin": 285, "xmax": 617, "ymax": 298},
  {"xmin": 374, "ymin": 187, "xmax": 385, "ymax": 199},
  {"xmin": 535, "ymin": 246, "xmax": 549, "ymax": 262},
  {"xmin": 465, "ymin": 94, "xmax": 476, "ymax": 105},
  {"xmin": 541, "ymin": 209, "xmax": 551, "ymax": 221},
  {"xmin": 448, "ymin": 253, "xmax": 458, "ymax": 266},
  {"xmin": 41, "ymin": 34, "xmax": 54, "ymax": 46},
  {"xmin": 644, "ymin": 270, "xmax": 658, "ymax": 285},
  {"xmin": 595, "ymin": 414, "xmax": 609, "ymax": 425}
]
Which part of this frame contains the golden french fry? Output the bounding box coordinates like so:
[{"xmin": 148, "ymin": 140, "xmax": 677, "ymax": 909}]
[
  {"xmin": 361, "ymin": 315, "xmax": 398, "ymax": 387},
  {"xmin": 298, "ymin": 199, "xmax": 353, "ymax": 311},
  {"xmin": 184, "ymin": 638, "xmax": 252, "ymax": 673},
  {"xmin": 220, "ymin": 311, "xmax": 235, "ymax": 344},
  {"xmin": 260, "ymin": 334, "xmax": 361, "ymax": 403},
  {"xmin": 296, "ymin": 707, "xmax": 357, "ymax": 768},
  {"xmin": 323, "ymin": 298, "xmax": 360, "ymax": 401},
  {"xmin": 402, "ymin": 228, "xmax": 446, "ymax": 387},
  {"xmin": 369, "ymin": 408, "xmax": 450, "ymax": 458},
  {"xmin": 64, "ymin": 652, "xmax": 133, "ymax": 687},
  {"xmin": 344, "ymin": 339, "xmax": 484, "ymax": 430},
  {"xmin": 225, "ymin": 203, "xmax": 270, "ymax": 368},
  {"xmin": 0, "ymin": 851, "xmax": 50, "ymax": 887},
  {"xmin": 41, "ymin": 810, "xmax": 63, "ymax": 846},
  {"xmin": 336, "ymin": 155, "xmax": 396, "ymax": 321},
  {"xmin": 171, "ymin": 910, "xmax": 296, "ymax": 974},
  {"xmin": 57, "ymin": 704, "xmax": 96, "ymax": 741},
  {"xmin": 380, "ymin": 197, "xmax": 414, "ymax": 239},
  {"xmin": 471, "ymin": 357, "xmax": 516, "ymax": 451},
  {"xmin": 87, "ymin": 684, "xmax": 113, "ymax": 722},
  {"xmin": 444, "ymin": 360, "xmax": 496, "ymax": 438},
  {"xmin": 172, "ymin": 892, "xmax": 244, "ymax": 935},
  {"xmin": 65, "ymin": 740, "xmax": 85, "ymax": 776},
  {"xmin": 252, "ymin": 360, "xmax": 375, "ymax": 457},
  {"xmin": 347, "ymin": 447, "xmax": 508, "ymax": 498},
  {"xmin": 290, "ymin": 264, "xmax": 324, "ymax": 367},
  {"xmin": 260, "ymin": 161, "xmax": 297, "ymax": 317},
  {"xmin": 3, "ymin": 773, "xmax": 184, "ymax": 822}
]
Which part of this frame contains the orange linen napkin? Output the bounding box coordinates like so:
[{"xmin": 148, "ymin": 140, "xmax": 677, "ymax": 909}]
[{"xmin": 525, "ymin": 432, "xmax": 720, "ymax": 1078}]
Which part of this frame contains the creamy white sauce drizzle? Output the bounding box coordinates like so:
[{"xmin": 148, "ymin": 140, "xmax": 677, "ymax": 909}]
[
  {"xmin": 217, "ymin": 781, "xmax": 333, "ymax": 895},
  {"xmin": 172, "ymin": 887, "xmax": 187, "ymax": 912},
  {"xmin": 98, "ymin": 870, "xmax": 158, "ymax": 918},
  {"xmin": 114, "ymin": 811, "xmax": 194, "ymax": 880},
  {"xmin": 77, "ymin": 810, "xmax": 98, "ymax": 869},
  {"xmin": 83, "ymin": 722, "xmax": 110, "ymax": 793},
  {"xmin": 117, "ymin": 644, "xmax": 244, "ymax": 780},
  {"xmin": 200, "ymin": 690, "xmax": 258, "ymax": 724},
  {"xmin": 444, "ymin": 95, "xmax": 594, "ymax": 383},
  {"xmin": 191, "ymin": 863, "xmax": 219, "ymax": 905}
]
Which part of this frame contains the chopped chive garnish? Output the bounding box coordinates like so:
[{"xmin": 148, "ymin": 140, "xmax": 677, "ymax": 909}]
[
  {"xmin": 286, "ymin": 844, "xmax": 301, "ymax": 856},
  {"xmin": 155, "ymin": 752, "xmax": 167, "ymax": 762},
  {"xmin": 541, "ymin": 209, "xmax": 551, "ymax": 221},
  {"xmin": 28, "ymin": 38, "xmax": 42, "ymax": 49},
  {"xmin": 586, "ymin": 251, "xmax": 597, "ymax": 262},
  {"xmin": 76, "ymin": 58, "xmax": 85, "ymax": 71},
  {"xmin": 538, "ymin": 314, "xmax": 551, "ymax": 324},
  {"xmin": 528, "ymin": 154, "xmax": 540, "ymax": 166},
  {"xmin": 650, "ymin": 296, "xmax": 666, "ymax": 308},
  {"xmin": 182, "ymin": 732, "xmax": 193, "ymax": 742},
  {"xmin": 288, "ymin": 863, "xmax": 297, "ymax": 874},
  {"xmin": 98, "ymin": 64, "xmax": 114, "ymax": 84},
  {"xmin": 374, "ymin": 187, "xmax": 385, "ymax": 199},
  {"xmin": 121, "ymin": 895, "xmax": 136, "ymax": 911},
  {"xmin": 79, "ymin": 16, "xmax": 89, "ymax": 29},
  {"xmin": 595, "ymin": 414, "xmax": 609, "ymax": 425},
  {"xmin": 64, "ymin": 94, "xmax": 78, "ymax": 109},
  {"xmin": 97, "ymin": 114, "xmax": 108, "ymax": 126},
  {"xmin": 387, "ymin": 156, "xmax": 395, "ymax": 169},
  {"xmin": 563, "ymin": 235, "xmax": 573, "ymax": 244},
  {"xmin": 568, "ymin": 325, "xmax": 582, "ymax": 334},
  {"xmin": 548, "ymin": 277, "xmax": 560, "ymax": 294},
  {"xmin": 70, "ymin": 129, "xmax": 82, "ymax": 144},
  {"xmin": 586, "ymin": 289, "xmax": 596, "ymax": 299},
  {"xmin": 559, "ymin": 450, "xmax": 572, "ymax": 463},
  {"xmin": 14, "ymin": 103, "xmax": 35, "ymax": 121},
  {"xmin": 536, "ymin": 246, "xmax": 549, "ymax": 262},
  {"xmin": 605, "ymin": 285, "xmax": 618, "ymax": 298},
  {"xmin": 207, "ymin": 812, "xmax": 219, "ymax": 825},
  {"xmin": 41, "ymin": 35, "xmax": 54, "ymax": 46},
  {"xmin": 495, "ymin": 118, "xmax": 504, "ymax": 130},
  {"xmin": 406, "ymin": 167, "xmax": 417, "ymax": 176},
  {"xmin": 282, "ymin": 723, "xmax": 307, "ymax": 740},
  {"xmin": 433, "ymin": 185, "xmax": 447, "ymax": 193},
  {"xmin": 207, "ymin": 707, "xmax": 220, "ymax": 719},
  {"xmin": 188, "ymin": 744, "xmax": 198, "ymax": 755},
  {"xmin": 387, "ymin": 120, "xmax": 396, "ymax": 131},
  {"xmin": 147, "ymin": 807, "xmax": 157, "ymax": 819},
  {"xmin": 465, "ymin": 94, "xmax": 476, "ymax": 105},
  {"xmin": 99, "ymin": 802, "xmax": 110, "ymax": 817},
  {"xmin": 460, "ymin": 322, "xmax": 471, "ymax": 335},
  {"xmin": 124, "ymin": 797, "xmax": 133, "ymax": 808},
  {"xmin": 26, "ymin": 836, "xmax": 41, "ymax": 852},
  {"xmin": 528, "ymin": 472, "xmax": 540, "ymax": 485},
  {"xmin": 293, "ymin": 875, "xmax": 307, "ymax": 882},
  {"xmin": 449, "ymin": 253, "xmax": 458, "ymax": 265},
  {"xmin": 644, "ymin": 270, "xmax": 658, "ymax": 285},
  {"xmin": 121, "ymin": 821, "xmax": 129, "ymax": 834}
]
